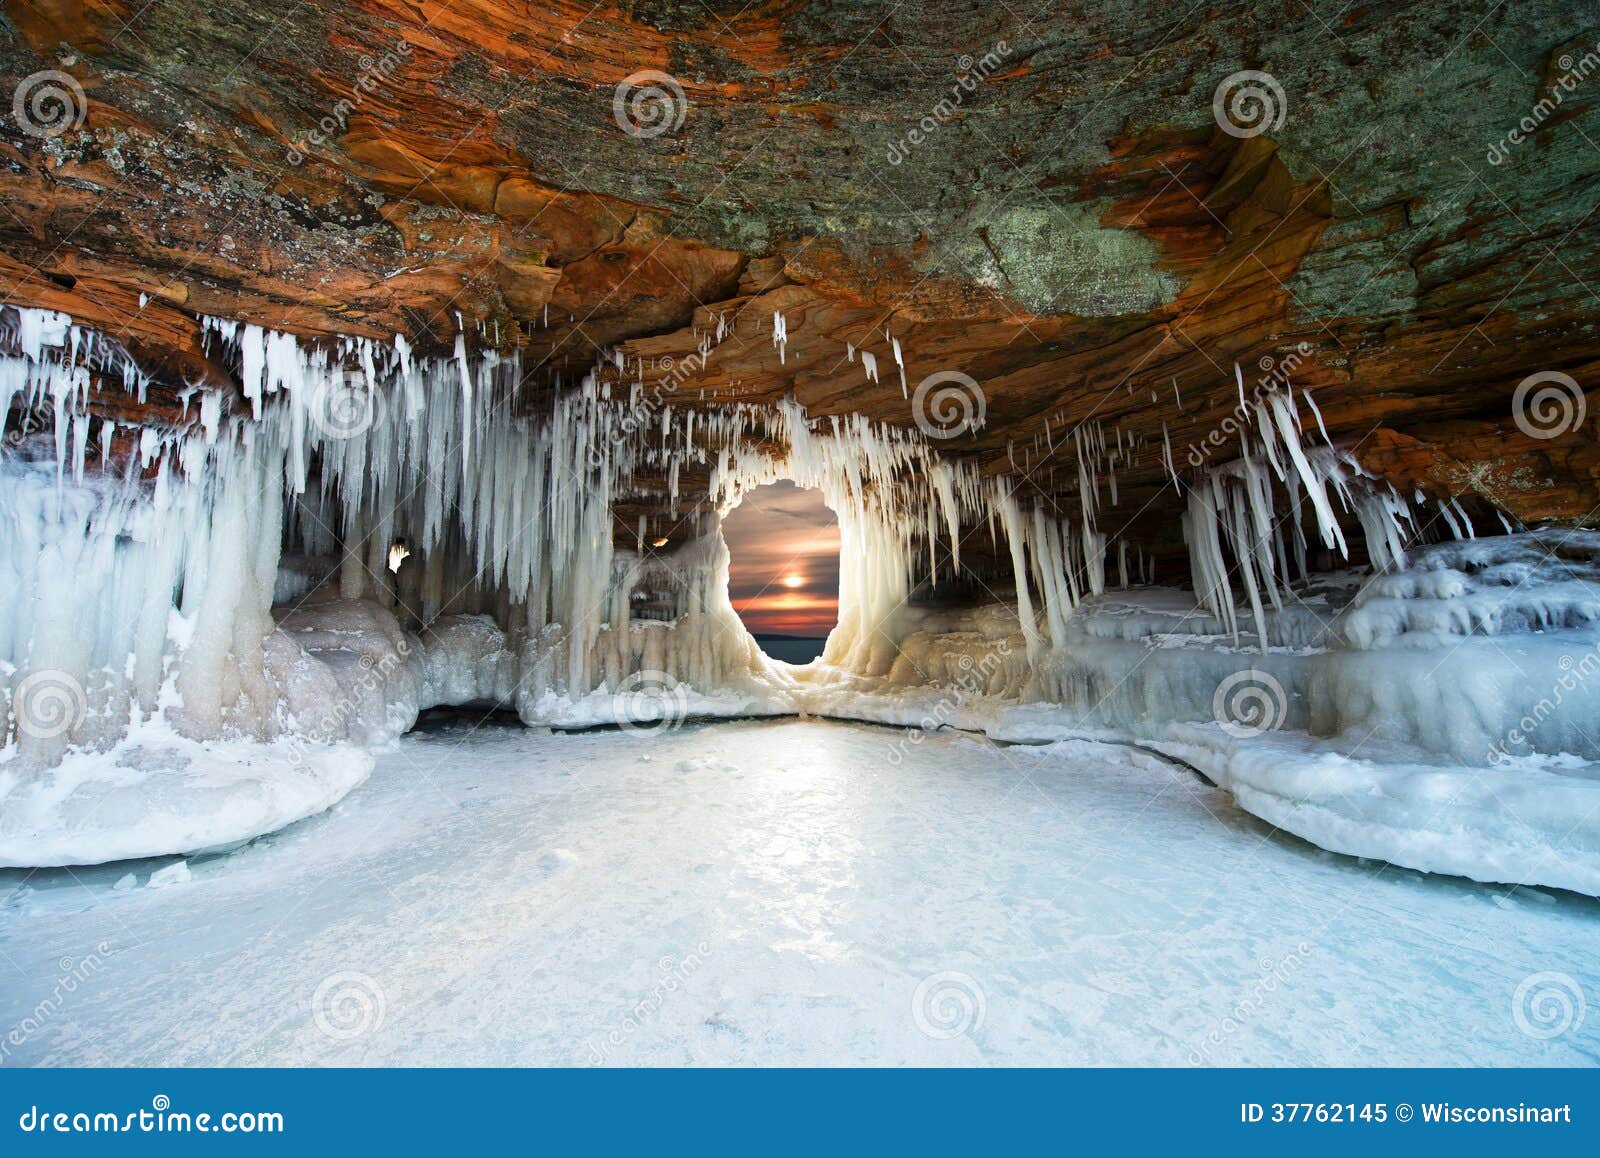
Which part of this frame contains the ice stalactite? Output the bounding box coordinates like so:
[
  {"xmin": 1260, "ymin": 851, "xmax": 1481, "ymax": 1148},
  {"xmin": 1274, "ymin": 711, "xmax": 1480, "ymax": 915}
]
[
  {"xmin": 1179, "ymin": 375, "xmax": 1425, "ymax": 647},
  {"xmin": 771, "ymin": 310, "xmax": 787, "ymax": 365},
  {"xmin": 1, "ymin": 307, "xmax": 1500, "ymax": 769},
  {"xmin": 1, "ymin": 311, "xmax": 228, "ymax": 763},
  {"xmin": 1, "ymin": 306, "xmax": 1088, "ymax": 763}
]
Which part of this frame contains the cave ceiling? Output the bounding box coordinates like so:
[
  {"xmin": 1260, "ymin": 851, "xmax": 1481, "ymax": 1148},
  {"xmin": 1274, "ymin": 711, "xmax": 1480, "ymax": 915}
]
[{"xmin": 2, "ymin": 0, "xmax": 1598, "ymax": 557}]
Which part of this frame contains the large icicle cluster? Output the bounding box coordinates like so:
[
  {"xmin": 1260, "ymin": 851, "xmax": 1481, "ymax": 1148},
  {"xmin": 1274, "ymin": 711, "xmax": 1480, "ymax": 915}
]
[
  {"xmin": 1, "ymin": 307, "xmax": 1489, "ymax": 774},
  {"xmin": 1, "ymin": 311, "xmax": 293, "ymax": 768},
  {"xmin": 1181, "ymin": 370, "xmax": 1429, "ymax": 647},
  {"xmin": 0, "ymin": 306, "xmax": 1098, "ymax": 767}
]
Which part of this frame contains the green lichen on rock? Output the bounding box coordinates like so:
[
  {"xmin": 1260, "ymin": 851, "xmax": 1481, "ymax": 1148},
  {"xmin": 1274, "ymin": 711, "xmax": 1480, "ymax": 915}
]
[{"xmin": 932, "ymin": 201, "xmax": 1180, "ymax": 317}]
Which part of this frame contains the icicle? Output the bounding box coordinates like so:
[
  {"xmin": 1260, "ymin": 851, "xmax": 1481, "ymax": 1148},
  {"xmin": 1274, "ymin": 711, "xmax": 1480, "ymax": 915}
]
[
  {"xmin": 1438, "ymin": 499, "xmax": 1464, "ymax": 541},
  {"xmin": 1161, "ymin": 422, "xmax": 1181, "ymax": 493},
  {"xmin": 1302, "ymin": 388, "xmax": 1332, "ymax": 447},
  {"xmin": 454, "ymin": 331, "xmax": 474, "ymax": 486}
]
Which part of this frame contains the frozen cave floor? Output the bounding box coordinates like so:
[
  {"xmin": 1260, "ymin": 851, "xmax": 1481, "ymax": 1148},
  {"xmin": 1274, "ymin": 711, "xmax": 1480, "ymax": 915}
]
[{"xmin": 1, "ymin": 718, "xmax": 1597, "ymax": 1066}]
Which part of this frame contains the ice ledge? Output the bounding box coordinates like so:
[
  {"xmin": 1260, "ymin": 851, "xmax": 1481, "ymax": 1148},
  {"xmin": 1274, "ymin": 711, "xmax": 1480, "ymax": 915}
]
[
  {"xmin": 986, "ymin": 709, "xmax": 1600, "ymax": 897},
  {"xmin": 0, "ymin": 719, "xmax": 375, "ymax": 868}
]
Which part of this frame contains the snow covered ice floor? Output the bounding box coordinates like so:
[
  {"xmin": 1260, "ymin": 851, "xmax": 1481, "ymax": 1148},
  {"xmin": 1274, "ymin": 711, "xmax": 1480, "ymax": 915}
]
[{"xmin": 1, "ymin": 718, "xmax": 1597, "ymax": 1066}]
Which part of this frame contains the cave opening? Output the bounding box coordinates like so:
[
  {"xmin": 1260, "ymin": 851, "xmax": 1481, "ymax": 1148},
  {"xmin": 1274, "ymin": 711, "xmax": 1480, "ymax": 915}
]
[{"xmin": 719, "ymin": 480, "xmax": 841, "ymax": 664}]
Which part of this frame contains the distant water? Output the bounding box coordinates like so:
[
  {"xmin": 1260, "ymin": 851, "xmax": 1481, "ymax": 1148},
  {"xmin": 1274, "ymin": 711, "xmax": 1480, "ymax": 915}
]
[{"xmin": 754, "ymin": 635, "xmax": 828, "ymax": 664}]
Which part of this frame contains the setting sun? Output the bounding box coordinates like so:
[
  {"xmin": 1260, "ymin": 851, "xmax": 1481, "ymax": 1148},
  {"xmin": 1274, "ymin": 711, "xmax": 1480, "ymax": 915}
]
[{"xmin": 719, "ymin": 482, "xmax": 840, "ymax": 639}]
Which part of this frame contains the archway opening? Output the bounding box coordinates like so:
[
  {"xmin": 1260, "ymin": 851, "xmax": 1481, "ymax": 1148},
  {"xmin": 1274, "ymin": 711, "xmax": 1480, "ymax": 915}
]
[{"xmin": 720, "ymin": 481, "xmax": 841, "ymax": 664}]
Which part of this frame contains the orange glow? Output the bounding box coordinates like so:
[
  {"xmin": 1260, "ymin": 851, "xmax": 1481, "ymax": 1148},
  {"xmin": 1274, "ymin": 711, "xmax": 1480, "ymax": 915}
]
[
  {"xmin": 721, "ymin": 482, "xmax": 840, "ymax": 637},
  {"xmin": 731, "ymin": 591, "xmax": 837, "ymax": 637}
]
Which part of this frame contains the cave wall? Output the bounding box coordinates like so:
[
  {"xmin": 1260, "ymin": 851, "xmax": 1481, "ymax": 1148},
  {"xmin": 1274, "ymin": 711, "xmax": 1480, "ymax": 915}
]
[{"xmin": 0, "ymin": 0, "xmax": 1595, "ymax": 563}]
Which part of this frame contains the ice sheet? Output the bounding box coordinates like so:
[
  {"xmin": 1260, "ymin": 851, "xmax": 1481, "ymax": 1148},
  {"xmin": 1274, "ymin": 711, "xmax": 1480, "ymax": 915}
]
[{"xmin": 1, "ymin": 720, "xmax": 1592, "ymax": 1066}]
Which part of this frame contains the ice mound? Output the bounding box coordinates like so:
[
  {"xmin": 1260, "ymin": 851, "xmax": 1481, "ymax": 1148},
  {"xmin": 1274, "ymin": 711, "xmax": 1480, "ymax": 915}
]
[
  {"xmin": 0, "ymin": 718, "xmax": 373, "ymax": 867},
  {"xmin": 274, "ymin": 599, "xmax": 423, "ymax": 744},
  {"xmin": 1339, "ymin": 529, "xmax": 1600, "ymax": 649},
  {"xmin": 0, "ymin": 595, "xmax": 419, "ymax": 866},
  {"xmin": 1152, "ymin": 726, "xmax": 1600, "ymax": 895},
  {"xmin": 879, "ymin": 532, "xmax": 1600, "ymax": 892},
  {"xmin": 420, "ymin": 614, "xmax": 518, "ymax": 708},
  {"xmin": 987, "ymin": 706, "xmax": 1600, "ymax": 894}
]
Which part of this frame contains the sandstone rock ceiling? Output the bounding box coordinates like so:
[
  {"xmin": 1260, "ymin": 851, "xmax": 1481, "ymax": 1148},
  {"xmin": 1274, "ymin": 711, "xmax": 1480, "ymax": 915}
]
[{"xmin": 2, "ymin": 0, "xmax": 1598, "ymax": 570}]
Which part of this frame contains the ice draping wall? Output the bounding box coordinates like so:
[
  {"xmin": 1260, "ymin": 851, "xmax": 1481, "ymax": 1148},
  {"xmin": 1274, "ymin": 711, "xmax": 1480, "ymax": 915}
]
[
  {"xmin": 1, "ymin": 303, "xmax": 1586, "ymax": 773},
  {"xmin": 9, "ymin": 305, "xmax": 1600, "ymax": 887},
  {"xmin": 3, "ymin": 304, "xmax": 1167, "ymax": 759}
]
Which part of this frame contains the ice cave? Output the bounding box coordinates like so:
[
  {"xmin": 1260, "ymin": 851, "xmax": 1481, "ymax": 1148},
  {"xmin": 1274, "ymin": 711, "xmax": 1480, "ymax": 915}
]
[{"xmin": 1, "ymin": 0, "xmax": 1598, "ymax": 1069}]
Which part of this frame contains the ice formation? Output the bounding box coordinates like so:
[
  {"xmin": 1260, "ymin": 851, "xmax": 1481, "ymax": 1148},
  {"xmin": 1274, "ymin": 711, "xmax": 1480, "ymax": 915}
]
[
  {"xmin": 3, "ymin": 306, "xmax": 1599, "ymax": 893},
  {"xmin": 10, "ymin": 720, "xmax": 1593, "ymax": 1066}
]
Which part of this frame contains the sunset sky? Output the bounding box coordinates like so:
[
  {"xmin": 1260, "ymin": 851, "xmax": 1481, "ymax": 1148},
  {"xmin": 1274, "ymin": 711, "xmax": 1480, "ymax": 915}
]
[{"xmin": 720, "ymin": 482, "xmax": 840, "ymax": 638}]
